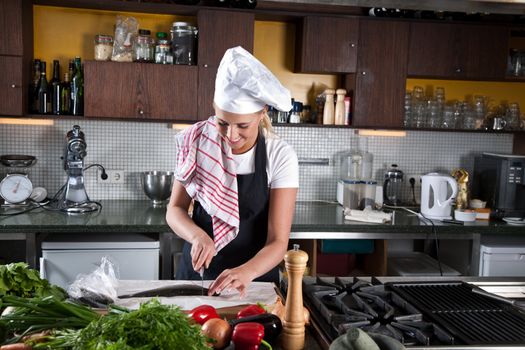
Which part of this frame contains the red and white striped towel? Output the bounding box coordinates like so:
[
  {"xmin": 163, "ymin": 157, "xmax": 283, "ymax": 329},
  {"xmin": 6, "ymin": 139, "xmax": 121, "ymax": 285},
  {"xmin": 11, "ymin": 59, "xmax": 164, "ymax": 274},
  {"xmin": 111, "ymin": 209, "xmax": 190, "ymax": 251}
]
[{"xmin": 175, "ymin": 117, "xmax": 239, "ymax": 252}]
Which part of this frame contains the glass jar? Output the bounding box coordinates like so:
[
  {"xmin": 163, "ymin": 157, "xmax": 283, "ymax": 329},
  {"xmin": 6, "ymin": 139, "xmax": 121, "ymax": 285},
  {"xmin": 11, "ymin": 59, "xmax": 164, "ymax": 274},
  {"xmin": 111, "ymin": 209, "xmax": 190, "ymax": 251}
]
[
  {"xmin": 133, "ymin": 29, "xmax": 154, "ymax": 63},
  {"xmin": 94, "ymin": 34, "xmax": 113, "ymax": 61},
  {"xmin": 170, "ymin": 22, "xmax": 198, "ymax": 65},
  {"xmin": 154, "ymin": 32, "xmax": 173, "ymax": 64}
]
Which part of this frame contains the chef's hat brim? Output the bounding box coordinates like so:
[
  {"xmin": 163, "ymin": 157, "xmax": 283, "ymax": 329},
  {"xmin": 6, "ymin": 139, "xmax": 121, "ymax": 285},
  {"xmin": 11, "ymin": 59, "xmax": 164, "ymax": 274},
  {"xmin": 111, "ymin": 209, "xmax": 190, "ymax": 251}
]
[{"xmin": 214, "ymin": 46, "xmax": 292, "ymax": 114}]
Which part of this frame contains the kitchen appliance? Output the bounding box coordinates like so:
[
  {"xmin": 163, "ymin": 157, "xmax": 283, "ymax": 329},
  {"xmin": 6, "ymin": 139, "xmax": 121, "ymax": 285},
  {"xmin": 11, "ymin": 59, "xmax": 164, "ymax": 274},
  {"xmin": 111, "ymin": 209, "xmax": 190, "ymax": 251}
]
[
  {"xmin": 40, "ymin": 233, "xmax": 160, "ymax": 289},
  {"xmin": 472, "ymin": 152, "xmax": 525, "ymax": 218},
  {"xmin": 420, "ymin": 173, "xmax": 458, "ymax": 220},
  {"xmin": 0, "ymin": 155, "xmax": 37, "ymax": 207},
  {"xmin": 479, "ymin": 242, "xmax": 525, "ymax": 277},
  {"xmin": 300, "ymin": 276, "xmax": 525, "ymax": 349},
  {"xmin": 337, "ymin": 150, "xmax": 373, "ymax": 206},
  {"xmin": 383, "ymin": 164, "xmax": 403, "ymax": 206},
  {"xmin": 58, "ymin": 125, "xmax": 100, "ymax": 214}
]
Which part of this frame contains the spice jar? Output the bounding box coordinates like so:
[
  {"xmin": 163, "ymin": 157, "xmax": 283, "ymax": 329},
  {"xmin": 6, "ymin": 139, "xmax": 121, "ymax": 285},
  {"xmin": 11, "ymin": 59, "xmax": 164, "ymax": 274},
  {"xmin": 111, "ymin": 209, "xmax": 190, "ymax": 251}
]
[
  {"xmin": 170, "ymin": 22, "xmax": 198, "ymax": 65},
  {"xmin": 94, "ymin": 34, "xmax": 113, "ymax": 61},
  {"xmin": 154, "ymin": 32, "xmax": 173, "ymax": 64},
  {"xmin": 133, "ymin": 29, "xmax": 154, "ymax": 63}
]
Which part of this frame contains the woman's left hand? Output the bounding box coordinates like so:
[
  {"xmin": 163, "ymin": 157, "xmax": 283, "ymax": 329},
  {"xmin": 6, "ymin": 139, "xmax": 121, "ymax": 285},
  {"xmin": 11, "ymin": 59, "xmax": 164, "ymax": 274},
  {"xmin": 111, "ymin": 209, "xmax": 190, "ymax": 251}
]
[{"xmin": 208, "ymin": 266, "xmax": 254, "ymax": 297}]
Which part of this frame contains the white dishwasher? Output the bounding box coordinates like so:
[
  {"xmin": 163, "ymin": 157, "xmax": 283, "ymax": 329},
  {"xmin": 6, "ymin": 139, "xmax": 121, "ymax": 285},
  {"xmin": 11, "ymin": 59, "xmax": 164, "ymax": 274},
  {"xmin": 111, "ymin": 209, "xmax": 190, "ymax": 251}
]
[{"xmin": 40, "ymin": 233, "xmax": 160, "ymax": 289}]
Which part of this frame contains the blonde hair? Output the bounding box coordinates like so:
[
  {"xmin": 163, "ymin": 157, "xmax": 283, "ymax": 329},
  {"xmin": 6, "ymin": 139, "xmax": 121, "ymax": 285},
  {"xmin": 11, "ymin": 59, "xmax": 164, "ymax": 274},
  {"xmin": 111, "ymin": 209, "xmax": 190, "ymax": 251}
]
[{"xmin": 259, "ymin": 109, "xmax": 275, "ymax": 137}]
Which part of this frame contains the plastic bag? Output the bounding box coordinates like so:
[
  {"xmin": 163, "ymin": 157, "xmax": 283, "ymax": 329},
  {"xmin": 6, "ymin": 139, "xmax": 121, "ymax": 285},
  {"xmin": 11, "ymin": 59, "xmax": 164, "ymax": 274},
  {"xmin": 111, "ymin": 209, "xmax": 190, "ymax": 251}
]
[
  {"xmin": 67, "ymin": 256, "xmax": 120, "ymax": 308},
  {"xmin": 111, "ymin": 15, "xmax": 138, "ymax": 62}
]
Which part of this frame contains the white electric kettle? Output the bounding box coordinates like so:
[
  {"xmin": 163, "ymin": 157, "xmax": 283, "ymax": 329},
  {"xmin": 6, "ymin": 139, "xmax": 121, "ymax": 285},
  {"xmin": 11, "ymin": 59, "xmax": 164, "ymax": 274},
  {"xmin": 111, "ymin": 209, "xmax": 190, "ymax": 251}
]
[{"xmin": 420, "ymin": 173, "xmax": 458, "ymax": 220}]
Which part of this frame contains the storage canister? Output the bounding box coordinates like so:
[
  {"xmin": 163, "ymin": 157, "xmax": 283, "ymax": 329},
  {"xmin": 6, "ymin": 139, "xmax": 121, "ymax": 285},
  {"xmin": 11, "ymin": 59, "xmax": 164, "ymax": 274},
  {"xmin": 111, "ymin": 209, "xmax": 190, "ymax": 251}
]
[
  {"xmin": 170, "ymin": 22, "xmax": 198, "ymax": 65},
  {"xmin": 94, "ymin": 34, "xmax": 113, "ymax": 61},
  {"xmin": 133, "ymin": 29, "xmax": 154, "ymax": 63}
]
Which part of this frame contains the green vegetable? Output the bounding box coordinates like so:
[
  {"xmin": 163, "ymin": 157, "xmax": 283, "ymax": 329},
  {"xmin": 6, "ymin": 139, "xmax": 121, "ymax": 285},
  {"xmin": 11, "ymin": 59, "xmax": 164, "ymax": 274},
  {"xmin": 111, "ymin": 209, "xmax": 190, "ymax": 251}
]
[
  {"xmin": 0, "ymin": 320, "xmax": 7, "ymax": 344},
  {"xmin": 0, "ymin": 263, "xmax": 66, "ymax": 300},
  {"xmin": 0, "ymin": 295, "xmax": 100, "ymax": 345},
  {"xmin": 46, "ymin": 299, "xmax": 212, "ymax": 350}
]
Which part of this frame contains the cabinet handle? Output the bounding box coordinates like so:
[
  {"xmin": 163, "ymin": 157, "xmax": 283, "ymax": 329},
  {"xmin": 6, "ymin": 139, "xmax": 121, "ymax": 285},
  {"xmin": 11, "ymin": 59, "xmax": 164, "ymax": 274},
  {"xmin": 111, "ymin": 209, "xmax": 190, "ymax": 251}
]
[
  {"xmin": 350, "ymin": 43, "xmax": 356, "ymax": 48},
  {"xmin": 139, "ymin": 109, "xmax": 144, "ymax": 115},
  {"xmin": 455, "ymin": 68, "xmax": 462, "ymax": 73},
  {"xmin": 11, "ymin": 84, "xmax": 18, "ymax": 88},
  {"xmin": 203, "ymin": 64, "xmax": 208, "ymax": 68},
  {"xmin": 361, "ymin": 71, "xmax": 366, "ymax": 75}
]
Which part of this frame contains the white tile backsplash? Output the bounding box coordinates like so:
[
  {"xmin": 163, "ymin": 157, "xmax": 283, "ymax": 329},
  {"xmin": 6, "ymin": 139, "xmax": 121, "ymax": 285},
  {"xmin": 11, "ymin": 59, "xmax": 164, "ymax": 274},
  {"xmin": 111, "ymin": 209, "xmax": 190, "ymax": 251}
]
[{"xmin": 0, "ymin": 120, "xmax": 513, "ymax": 202}]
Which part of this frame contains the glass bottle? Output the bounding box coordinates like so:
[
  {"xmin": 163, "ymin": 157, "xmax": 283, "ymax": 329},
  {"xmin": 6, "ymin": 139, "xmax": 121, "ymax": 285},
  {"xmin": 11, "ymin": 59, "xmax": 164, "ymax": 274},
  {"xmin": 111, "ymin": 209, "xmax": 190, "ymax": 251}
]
[
  {"xmin": 37, "ymin": 61, "xmax": 49, "ymax": 114},
  {"xmin": 403, "ymin": 91, "xmax": 412, "ymax": 127},
  {"xmin": 70, "ymin": 57, "xmax": 83, "ymax": 116},
  {"xmin": 60, "ymin": 72, "xmax": 71, "ymax": 115},
  {"xmin": 154, "ymin": 32, "xmax": 173, "ymax": 64},
  {"xmin": 289, "ymin": 101, "xmax": 302, "ymax": 123},
  {"xmin": 50, "ymin": 60, "xmax": 61, "ymax": 115},
  {"xmin": 29, "ymin": 59, "xmax": 41, "ymax": 114},
  {"xmin": 170, "ymin": 22, "xmax": 198, "ymax": 65},
  {"xmin": 322, "ymin": 89, "xmax": 335, "ymax": 125}
]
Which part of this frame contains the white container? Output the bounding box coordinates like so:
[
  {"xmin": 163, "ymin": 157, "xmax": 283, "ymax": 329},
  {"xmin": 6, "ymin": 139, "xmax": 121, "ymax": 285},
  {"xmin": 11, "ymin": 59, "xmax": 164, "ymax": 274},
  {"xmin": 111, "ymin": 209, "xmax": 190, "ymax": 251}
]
[
  {"xmin": 479, "ymin": 243, "xmax": 525, "ymax": 277},
  {"xmin": 40, "ymin": 234, "xmax": 160, "ymax": 289}
]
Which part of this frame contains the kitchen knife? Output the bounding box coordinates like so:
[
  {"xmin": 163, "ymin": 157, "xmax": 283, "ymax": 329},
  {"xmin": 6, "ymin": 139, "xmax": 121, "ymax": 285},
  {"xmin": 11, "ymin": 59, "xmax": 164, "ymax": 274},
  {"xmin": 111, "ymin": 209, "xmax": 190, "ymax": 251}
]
[{"xmin": 199, "ymin": 268, "xmax": 204, "ymax": 296}]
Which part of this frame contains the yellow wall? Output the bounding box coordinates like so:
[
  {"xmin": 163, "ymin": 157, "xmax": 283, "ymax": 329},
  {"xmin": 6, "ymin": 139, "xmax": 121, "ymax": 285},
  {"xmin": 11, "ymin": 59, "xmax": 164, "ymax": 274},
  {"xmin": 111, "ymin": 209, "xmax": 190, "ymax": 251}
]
[
  {"xmin": 34, "ymin": 6, "xmax": 525, "ymax": 110},
  {"xmin": 33, "ymin": 6, "xmax": 192, "ymax": 74},
  {"xmin": 406, "ymin": 79, "xmax": 525, "ymax": 109},
  {"xmin": 254, "ymin": 21, "xmax": 338, "ymax": 106}
]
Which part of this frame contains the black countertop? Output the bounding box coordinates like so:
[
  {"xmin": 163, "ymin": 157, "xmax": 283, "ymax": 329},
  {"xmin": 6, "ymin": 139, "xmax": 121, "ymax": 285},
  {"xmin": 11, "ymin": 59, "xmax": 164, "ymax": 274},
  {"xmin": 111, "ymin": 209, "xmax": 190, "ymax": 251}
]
[{"xmin": 0, "ymin": 200, "xmax": 523, "ymax": 237}]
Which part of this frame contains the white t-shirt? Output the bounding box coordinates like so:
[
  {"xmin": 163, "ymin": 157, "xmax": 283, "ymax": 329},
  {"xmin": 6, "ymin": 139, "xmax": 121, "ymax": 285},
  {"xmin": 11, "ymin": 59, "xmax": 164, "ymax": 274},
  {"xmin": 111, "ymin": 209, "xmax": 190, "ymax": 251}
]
[{"xmin": 232, "ymin": 135, "xmax": 299, "ymax": 189}]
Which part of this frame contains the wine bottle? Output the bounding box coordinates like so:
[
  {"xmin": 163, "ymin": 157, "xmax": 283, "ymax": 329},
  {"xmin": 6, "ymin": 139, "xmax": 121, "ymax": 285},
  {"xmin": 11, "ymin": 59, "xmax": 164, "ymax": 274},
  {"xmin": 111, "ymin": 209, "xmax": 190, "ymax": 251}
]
[
  {"xmin": 50, "ymin": 60, "xmax": 61, "ymax": 115},
  {"xmin": 29, "ymin": 59, "xmax": 41, "ymax": 113},
  {"xmin": 37, "ymin": 61, "xmax": 49, "ymax": 114},
  {"xmin": 70, "ymin": 57, "xmax": 83, "ymax": 116},
  {"xmin": 60, "ymin": 72, "xmax": 71, "ymax": 115}
]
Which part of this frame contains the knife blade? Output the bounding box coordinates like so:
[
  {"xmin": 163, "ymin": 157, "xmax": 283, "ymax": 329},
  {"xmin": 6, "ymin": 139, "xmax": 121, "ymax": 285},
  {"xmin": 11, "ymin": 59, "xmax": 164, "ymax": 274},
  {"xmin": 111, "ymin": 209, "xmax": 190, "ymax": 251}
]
[{"xmin": 199, "ymin": 268, "xmax": 204, "ymax": 296}]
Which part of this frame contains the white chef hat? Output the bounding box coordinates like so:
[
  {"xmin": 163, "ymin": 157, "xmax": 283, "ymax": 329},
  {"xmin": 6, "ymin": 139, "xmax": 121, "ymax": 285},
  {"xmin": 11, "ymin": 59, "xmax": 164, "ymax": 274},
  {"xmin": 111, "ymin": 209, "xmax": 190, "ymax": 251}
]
[{"xmin": 214, "ymin": 46, "xmax": 292, "ymax": 114}]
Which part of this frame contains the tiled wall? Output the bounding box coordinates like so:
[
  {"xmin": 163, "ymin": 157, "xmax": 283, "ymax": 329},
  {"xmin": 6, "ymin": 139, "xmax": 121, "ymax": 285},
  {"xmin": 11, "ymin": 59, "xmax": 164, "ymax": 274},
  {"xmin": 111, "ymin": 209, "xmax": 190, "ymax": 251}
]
[{"xmin": 0, "ymin": 119, "xmax": 513, "ymax": 203}]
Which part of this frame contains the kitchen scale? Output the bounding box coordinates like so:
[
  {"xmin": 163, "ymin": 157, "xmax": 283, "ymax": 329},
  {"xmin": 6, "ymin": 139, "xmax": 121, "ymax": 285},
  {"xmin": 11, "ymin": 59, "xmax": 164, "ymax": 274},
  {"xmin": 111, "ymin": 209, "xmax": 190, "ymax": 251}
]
[{"xmin": 0, "ymin": 155, "xmax": 38, "ymax": 207}]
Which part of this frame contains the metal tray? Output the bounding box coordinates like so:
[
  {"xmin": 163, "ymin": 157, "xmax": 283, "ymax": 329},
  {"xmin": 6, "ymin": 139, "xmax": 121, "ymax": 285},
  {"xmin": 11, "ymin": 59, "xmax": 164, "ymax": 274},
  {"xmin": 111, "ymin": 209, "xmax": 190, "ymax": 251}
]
[{"xmin": 0, "ymin": 155, "xmax": 37, "ymax": 167}]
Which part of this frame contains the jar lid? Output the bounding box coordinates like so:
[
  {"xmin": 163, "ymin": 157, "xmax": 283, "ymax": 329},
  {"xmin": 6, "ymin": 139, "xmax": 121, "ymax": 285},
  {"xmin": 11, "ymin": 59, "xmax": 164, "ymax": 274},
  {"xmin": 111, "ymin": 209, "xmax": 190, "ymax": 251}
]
[
  {"xmin": 171, "ymin": 22, "xmax": 197, "ymax": 32},
  {"xmin": 385, "ymin": 164, "xmax": 403, "ymax": 179},
  {"xmin": 156, "ymin": 31, "xmax": 168, "ymax": 39},
  {"xmin": 95, "ymin": 34, "xmax": 113, "ymax": 43},
  {"xmin": 139, "ymin": 29, "xmax": 151, "ymax": 36}
]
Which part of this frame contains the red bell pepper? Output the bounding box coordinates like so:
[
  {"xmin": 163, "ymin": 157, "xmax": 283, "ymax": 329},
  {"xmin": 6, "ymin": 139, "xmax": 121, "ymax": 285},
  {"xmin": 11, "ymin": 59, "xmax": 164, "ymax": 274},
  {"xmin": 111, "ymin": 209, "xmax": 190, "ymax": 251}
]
[
  {"xmin": 232, "ymin": 322, "xmax": 272, "ymax": 350},
  {"xmin": 188, "ymin": 304, "xmax": 220, "ymax": 325},
  {"xmin": 237, "ymin": 303, "xmax": 267, "ymax": 319}
]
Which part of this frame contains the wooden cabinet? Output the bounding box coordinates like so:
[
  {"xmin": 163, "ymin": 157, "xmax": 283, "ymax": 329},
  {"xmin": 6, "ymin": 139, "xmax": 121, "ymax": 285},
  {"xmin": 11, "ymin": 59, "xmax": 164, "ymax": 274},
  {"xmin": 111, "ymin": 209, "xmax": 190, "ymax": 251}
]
[
  {"xmin": 84, "ymin": 61, "xmax": 198, "ymax": 120},
  {"xmin": 0, "ymin": 0, "xmax": 32, "ymax": 116},
  {"xmin": 197, "ymin": 9, "xmax": 254, "ymax": 120},
  {"xmin": 408, "ymin": 22, "xmax": 508, "ymax": 80},
  {"xmin": 295, "ymin": 16, "xmax": 358, "ymax": 73},
  {"xmin": 351, "ymin": 19, "xmax": 409, "ymax": 128}
]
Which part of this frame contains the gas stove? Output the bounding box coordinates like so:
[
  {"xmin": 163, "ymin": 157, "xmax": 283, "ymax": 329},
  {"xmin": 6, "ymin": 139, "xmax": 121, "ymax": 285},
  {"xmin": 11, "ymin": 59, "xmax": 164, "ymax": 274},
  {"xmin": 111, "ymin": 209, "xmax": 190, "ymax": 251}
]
[{"xmin": 301, "ymin": 276, "xmax": 525, "ymax": 349}]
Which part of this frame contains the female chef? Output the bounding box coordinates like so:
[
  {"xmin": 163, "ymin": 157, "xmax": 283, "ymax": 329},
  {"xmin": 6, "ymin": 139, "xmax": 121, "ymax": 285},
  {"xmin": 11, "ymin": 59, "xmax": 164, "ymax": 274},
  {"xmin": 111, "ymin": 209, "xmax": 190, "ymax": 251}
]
[{"xmin": 166, "ymin": 46, "xmax": 299, "ymax": 297}]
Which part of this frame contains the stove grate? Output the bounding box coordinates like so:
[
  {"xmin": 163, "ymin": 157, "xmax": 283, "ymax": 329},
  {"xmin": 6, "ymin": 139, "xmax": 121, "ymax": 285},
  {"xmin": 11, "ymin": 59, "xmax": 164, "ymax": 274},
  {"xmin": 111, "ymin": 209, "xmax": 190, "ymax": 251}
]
[{"xmin": 389, "ymin": 281, "xmax": 525, "ymax": 345}]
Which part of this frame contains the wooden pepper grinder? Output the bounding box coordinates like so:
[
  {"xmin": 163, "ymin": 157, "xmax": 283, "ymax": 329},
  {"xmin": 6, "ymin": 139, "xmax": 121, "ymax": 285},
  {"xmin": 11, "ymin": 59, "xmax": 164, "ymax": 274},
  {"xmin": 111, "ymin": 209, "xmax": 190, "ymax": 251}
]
[{"xmin": 281, "ymin": 244, "xmax": 309, "ymax": 350}]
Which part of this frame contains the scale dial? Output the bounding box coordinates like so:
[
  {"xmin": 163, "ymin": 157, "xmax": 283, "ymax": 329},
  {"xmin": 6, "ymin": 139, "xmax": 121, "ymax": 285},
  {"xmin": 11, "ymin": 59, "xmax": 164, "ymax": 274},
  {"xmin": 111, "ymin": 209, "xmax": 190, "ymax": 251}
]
[{"xmin": 0, "ymin": 173, "xmax": 34, "ymax": 204}]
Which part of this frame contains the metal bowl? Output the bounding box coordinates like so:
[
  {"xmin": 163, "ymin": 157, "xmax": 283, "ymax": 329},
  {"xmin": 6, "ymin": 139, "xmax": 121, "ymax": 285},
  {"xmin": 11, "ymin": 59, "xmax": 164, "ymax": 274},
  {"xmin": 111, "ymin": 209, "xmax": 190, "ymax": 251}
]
[
  {"xmin": 0, "ymin": 155, "xmax": 37, "ymax": 168},
  {"xmin": 141, "ymin": 171, "xmax": 175, "ymax": 206}
]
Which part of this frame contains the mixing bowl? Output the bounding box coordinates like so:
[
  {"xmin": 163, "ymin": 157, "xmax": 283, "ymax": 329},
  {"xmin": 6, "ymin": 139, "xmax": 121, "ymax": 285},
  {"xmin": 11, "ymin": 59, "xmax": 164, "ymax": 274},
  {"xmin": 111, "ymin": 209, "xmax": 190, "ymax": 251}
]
[{"xmin": 141, "ymin": 171, "xmax": 175, "ymax": 206}]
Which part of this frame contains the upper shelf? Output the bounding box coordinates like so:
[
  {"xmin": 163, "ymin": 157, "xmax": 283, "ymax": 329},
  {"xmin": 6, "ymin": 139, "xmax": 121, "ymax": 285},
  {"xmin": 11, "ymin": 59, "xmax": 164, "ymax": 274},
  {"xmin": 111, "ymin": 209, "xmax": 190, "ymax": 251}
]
[{"xmin": 32, "ymin": 0, "xmax": 364, "ymax": 20}]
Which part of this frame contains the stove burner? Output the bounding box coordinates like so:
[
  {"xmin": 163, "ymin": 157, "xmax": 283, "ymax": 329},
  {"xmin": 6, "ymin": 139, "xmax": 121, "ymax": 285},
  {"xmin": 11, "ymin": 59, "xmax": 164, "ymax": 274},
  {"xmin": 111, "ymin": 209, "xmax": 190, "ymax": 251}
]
[{"xmin": 304, "ymin": 277, "xmax": 455, "ymax": 346}]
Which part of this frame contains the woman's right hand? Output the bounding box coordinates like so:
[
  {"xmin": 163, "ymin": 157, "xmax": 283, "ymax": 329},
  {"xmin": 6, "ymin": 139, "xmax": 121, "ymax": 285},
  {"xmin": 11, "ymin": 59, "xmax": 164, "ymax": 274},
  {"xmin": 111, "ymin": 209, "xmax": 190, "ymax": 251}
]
[{"xmin": 190, "ymin": 232, "xmax": 216, "ymax": 272}]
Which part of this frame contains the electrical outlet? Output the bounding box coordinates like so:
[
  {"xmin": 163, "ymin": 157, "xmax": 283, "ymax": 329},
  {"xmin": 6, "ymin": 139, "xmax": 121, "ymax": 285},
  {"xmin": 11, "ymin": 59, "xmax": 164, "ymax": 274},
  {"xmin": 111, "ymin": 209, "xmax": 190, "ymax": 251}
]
[{"xmin": 100, "ymin": 170, "xmax": 125, "ymax": 184}]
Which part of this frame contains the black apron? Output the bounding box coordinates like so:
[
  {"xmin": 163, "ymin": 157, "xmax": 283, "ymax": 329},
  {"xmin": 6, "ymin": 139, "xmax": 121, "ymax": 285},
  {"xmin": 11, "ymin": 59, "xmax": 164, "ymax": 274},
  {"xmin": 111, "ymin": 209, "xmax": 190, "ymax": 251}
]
[{"xmin": 176, "ymin": 135, "xmax": 278, "ymax": 283}]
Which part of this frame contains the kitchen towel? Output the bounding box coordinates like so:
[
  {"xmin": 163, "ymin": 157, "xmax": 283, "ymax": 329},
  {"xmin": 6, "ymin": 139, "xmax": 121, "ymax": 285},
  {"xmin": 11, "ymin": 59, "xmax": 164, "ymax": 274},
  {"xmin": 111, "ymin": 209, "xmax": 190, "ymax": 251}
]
[
  {"xmin": 175, "ymin": 117, "xmax": 239, "ymax": 252},
  {"xmin": 344, "ymin": 207, "xmax": 392, "ymax": 223}
]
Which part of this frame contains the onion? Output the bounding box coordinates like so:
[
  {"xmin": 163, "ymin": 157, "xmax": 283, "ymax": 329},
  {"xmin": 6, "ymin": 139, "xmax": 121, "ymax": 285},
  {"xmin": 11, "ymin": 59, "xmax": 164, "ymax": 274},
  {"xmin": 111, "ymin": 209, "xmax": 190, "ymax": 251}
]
[{"xmin": 201, "ymin": 318, "xmax": 232, "ymax": 349}]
